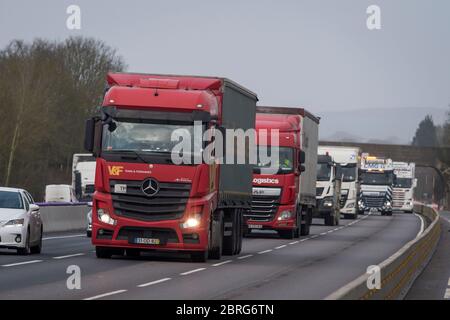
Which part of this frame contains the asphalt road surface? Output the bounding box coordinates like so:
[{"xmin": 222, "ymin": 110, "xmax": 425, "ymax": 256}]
[
  {"xmin": 0, "ymin": 211, "xmax": 421, "ymax": 300},
  {"xmin": 406, "ymin": 211, "xmax": 450, "ymax": 300}
]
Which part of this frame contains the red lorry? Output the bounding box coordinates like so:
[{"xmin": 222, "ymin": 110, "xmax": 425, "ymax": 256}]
[
  {"xmin": 244, "ymin": 107, "xmax": 319, "ymax": 239},
  {"xmin": 84, "ymin": 72, "xmax": 257, "ymax": 262}
]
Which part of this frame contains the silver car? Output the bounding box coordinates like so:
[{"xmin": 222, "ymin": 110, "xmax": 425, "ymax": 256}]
[{"xmin": 0, "ymin": 187, "xmax": 43, "ymax": 255}]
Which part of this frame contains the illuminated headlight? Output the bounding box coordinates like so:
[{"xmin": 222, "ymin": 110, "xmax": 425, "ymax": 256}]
[
  {"xmin": 278, "ymin": 210, "xmax": 293, "ymax": 221},
  {"xmin": 323, "ymin": 199, "xmax": 333, "ymax": 207},
  {"xmin": 97, "ymin": 208, "xmax": 116, "ymax": 226},
  {"xmin": 358, "ymin": 200, "xmax": 364, "ymax": 209},
  {"xmin": 181, "ymin": 214, "xmax": 202, "ymax": 229},
  {"xmin": 385, "ymin": 201, "xmax": 392, "ymax": 208},
  {"xmin": 3, "ymin": 218, "xmax": 24, "ymax": 227}
]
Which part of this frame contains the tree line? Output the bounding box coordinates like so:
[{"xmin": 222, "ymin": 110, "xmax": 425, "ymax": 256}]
[{"xmin": 0, "ymin": 37, "xmax": 125, "ymax": 200}]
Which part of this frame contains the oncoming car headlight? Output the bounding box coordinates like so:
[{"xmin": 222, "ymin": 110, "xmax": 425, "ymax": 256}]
[{"xmin": 3, "ymin": 219, "xmax": 24, "ymax": 227}]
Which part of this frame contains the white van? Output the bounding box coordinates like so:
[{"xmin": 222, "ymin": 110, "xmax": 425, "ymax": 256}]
[{"xmin": 44, "ymin": 185, "xmax": 78, "ymax": 203}]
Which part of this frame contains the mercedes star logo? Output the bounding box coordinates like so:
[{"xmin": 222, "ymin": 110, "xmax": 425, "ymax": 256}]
[{"xmin": 141, "ymin": 178, "xmax": 159, "ymax": 197}]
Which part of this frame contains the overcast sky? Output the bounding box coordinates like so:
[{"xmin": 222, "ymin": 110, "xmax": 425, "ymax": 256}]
[{"xmin": 1, "ymin": 0, "xmax": 449, "ymax": 113}]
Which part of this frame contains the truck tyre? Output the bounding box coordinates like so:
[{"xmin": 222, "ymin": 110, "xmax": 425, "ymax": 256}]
[
  {"xmin": 222, "ymin": 209, "xmax": 242, "ymax": 256},
  {"xmin": 96, "ymin": 246, "xmax": 113, "ymax": 259},
  {"xmin": 299, "ymin": 207, "xmax": 311, "ymax": 236},
  {"xmin": 324, "ymin": 215, "xmax": 335, "ymax": 226},
  {"xmin": 208, "ymin": 211, "xmax": 223, "ymax": 260},
  {"xmin": 191, "ymin": 250, "xmax": 208, "ymax": 262}
]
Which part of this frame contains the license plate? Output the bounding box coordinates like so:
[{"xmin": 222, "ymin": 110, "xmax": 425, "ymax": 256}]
[
  {"xmin": 132, "ymin": 237, "xmax": 161, "ymax": 245},
  {"xmin": 248, "ymin": 224, "xmax": 263, "ymax": 229}
]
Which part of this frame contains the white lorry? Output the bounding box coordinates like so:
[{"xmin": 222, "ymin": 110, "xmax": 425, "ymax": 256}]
[
  {"xmin": 318, "ymin": 146, "xmax": 360, "ymax": 219},
  {"xmin": 72, "ymin": 154, "xmax": 96, "ymax": 201},
  {"xmin": 392, "ymin": 162, "xmax": 417, "ymax": 213},
  {"xmin": 315, "ymin": 154, "xmax": 342, "ymax": 226},
  {"xmin": 358, "ymin": 154, "xmax": 395, "ymax": 216}
]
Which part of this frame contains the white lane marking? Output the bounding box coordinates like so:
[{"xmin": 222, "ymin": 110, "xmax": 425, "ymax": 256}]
[
  {"xmin": 180, "ymin": 268, "xmax": 206, "ymax": 276},
  {"xmin": 2, "ymin": 260, "xmax": 43, "ymax": 267},
  {"xmin": 448, "ymin": 277, "xmax": 450, "ymax": 286},
  {"xmin": 310, "ymin": 235, "xmax": 319, "ymax": 239},
  {"xmin": 84, "ymin": 289, "xmax": 127, "ymax": 300},
  {"xmin": 43, "ymin": 234, "xmax": 85, "ymax": 241},
  {"xmin": 300, "ymin": 238, "xmax": 309, "ymax": 242},
  {"xmin": 289, "ymin": 241, "xmax": 299, "ymax": 245},
  {"xmin": 138, "ymin": 277, "xmax": 171, "ymax": 288},
  {"xmin": 237, "ymin": 254, "xmax": 253, "ymax": 260},
  {"xmin": 445, "ymin": 288, "xmax": 450, "ymax": 300},
  {"xmin": 258, "ymin": 249, "xmax": 272, "ymax": 254},
  {"xmin": 53, "ymin": 253, "xmax": 85, "ymax": 260},
  {"xmin": 212, "ymin": 260, "xmax": 232, "ymax": 267},
  {"xmin": 275, "ymin": 245, "xmax": 287, "ymax": 249},
  {"xmin": 320, "ymin": 232, "xmax": 327, "ymax": 235},
  {"xmin": 326, "ymin": 230, "xmax": 334, "ymax": 234},
  {"xmin": 414, "ymin": 213, "xmax": 425, "ymax": 238}
]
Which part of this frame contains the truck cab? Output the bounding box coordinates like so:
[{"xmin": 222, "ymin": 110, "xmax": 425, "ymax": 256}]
[
  {"xmin": 84, "ymin": 73, "xmax": 257, "ymax": 262},
  {"xmin": 358, "ymin": 155, "xmax": 395, "ymax": 216},
  {"xmin": 392, "ymin": 162, "xmax": 417, "ymax": 213},
  {"xmin": 318, "ymin": 146, "xmax": 360, "ymax": 219},
  {"xmin": 244, "ymin": 107, "xmax": 319, "ymax": 239},
  {"xmin": 315, "ymin": 154, "xmax": 342, "ymax": 226}
]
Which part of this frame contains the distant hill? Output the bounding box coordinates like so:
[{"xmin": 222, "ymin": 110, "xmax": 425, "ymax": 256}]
[{"xmin": 317, "ymin": 107, "xmax": 447, "ymax": 145}]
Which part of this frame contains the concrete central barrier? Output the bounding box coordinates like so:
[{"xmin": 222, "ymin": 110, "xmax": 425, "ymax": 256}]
[
  {"xmin": 38, "ymin": 203, "xmax": 89, "ymax": 233},
  {"xmin": 326, "ymin": 204, "xmax": 441, "ymax": 300}
]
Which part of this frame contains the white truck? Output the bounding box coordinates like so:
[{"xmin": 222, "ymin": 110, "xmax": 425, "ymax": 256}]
[
  {"xmin": 318, "ymin": 146, "xmax": 360, "ymax": 219},
  {"xmin": 315, "ymin": 154, "xmax": 342, "ymax": 226},
  {"xmin": 358, "ymin": 154, "xmax": 395, "ymax": 216},
  {"xmin": 392, "ymin": 162, "xmax": 417, "ymax": 213},
  {"xmin": 72, "ymin": 153, "xmax": 96, "ymax": 201}
]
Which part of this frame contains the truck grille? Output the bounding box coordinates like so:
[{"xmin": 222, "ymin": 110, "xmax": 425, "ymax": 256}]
[
  {"xmin": 340, "ymin": 193, "xmax": 348, "ymax": 209},
  {"xmin": 316, "ymin": 187, "xmax": 324, "ymax": 197},
  {"xmin": 110, "ymin": 179, "xmax": 191, "ymax": 222},
  {"xmin": 244, "ymin": 194, "xmax": 281, "ymax": 222},
  {"xmin": 362, "ymin": 196, "xmax": 385, "ymax": 208},
  {"xmin": 393, "ymin": 191, "xmax": 405, "ymax": 208}
]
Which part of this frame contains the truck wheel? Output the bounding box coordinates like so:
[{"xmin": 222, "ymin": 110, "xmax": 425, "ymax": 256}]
[
  {"xmin": 96, "ymin": 246, "xmax": 113, "ymax": 259},
  {"xmin": 324, "ymin": 215, "xmax": 335, "ymax": 226},
  {"xmin": 208, "ymin": 211, "xmax": 223, "ymax": 260},
  {"xmin": 299, "ymin": 207, "xmax": 310, "ymax": 236},
  {"xmin": 222, "ymin": 209, "xmax": 241, "ymax": 255},
  {"xmin": 387, "ymin": 211, "xmax": 393, "ymax": 216},
  {"xmin": 191, "ymin": 251, "xmax": 208, "ymax": 263}
]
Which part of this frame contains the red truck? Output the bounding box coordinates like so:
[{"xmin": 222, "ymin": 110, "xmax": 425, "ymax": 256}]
[
  {"xmin": 84, "ymin": 72, "xmax": 257, "ymax": 262},
  {"xmin": 244, "ymin": 106, "xmax": 319, "ymax": 239}
]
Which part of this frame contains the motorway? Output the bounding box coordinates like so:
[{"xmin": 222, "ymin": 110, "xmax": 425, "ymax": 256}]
[{"xmin": 0, "ymin": 212, "xmax": 421, "ymax": 300}]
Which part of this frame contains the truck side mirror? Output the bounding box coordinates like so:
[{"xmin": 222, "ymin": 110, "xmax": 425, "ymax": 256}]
[
  {"xmin": 299, "ymin": 151, "xmax": 306, "ymax": 164},
  {"xmin": 84, "ymin": 118, "xmax": 96, "ymax": 152},
  {"xmin": 299, "ymin": 164, "xmax": 306, "ymax": 173}
]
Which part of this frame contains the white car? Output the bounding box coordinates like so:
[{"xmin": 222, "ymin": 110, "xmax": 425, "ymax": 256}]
[{"xmin": 0, "ymin": 187, "xmax": 43, "ymax": 255}]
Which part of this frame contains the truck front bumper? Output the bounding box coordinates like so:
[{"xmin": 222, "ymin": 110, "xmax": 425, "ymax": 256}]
[{"xmin": 245, "ymin": 204, "xmax": 297, "ymax": 231}]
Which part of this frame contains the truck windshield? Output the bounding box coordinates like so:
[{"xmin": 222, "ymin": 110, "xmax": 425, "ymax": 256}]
[
  {"xmin": 0, "ymin": 191, "xmax": 24, "ymax": 209},
  {"xmin": 360, "ymin": 172, "xmax": 394, "ymax": 185},
  {"xmin": 341, "ymin": 164, "xmax": 357, "ymax": 182},
  {"xmin": 316, "ymin": 163, "xmax": 331, "ymax": 181},
  {"xmin": 394, "ymin": 178, "xmax": 412, "ymax": 188},
  {"xmin": 253, "ymin": 147, "xmax": 294, "ymax": 174},
  {"xmin": 102, "ymin": 120, "xmax": 196, "ymax": 155}
]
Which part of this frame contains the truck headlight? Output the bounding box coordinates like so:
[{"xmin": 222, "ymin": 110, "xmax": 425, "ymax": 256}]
[
  {"xmin": 278, "ymin": 210, "xmax": 293, "ymax": 221},
  {"xmin": 323, "ymin": 198, "xmax": 333, "ymax": 207},
  {"xmin": 346, "ymin": 203, "xmax": 355, "ymax": 208},
  {"xmin": 181, "ymin": 214, "xmax": 202, "ymax": 229},
  {"xmin": 4, "ymin": 218, "xmax": 24, "ymax": 227},
  {"xmin": 385, "ymin": 201, "xmax": 391, "ymax": 208},
  {"xmin": 97, "ymin": 208, "xmax": 116, "ymax": 226},
  {"xmin": 358, "ymin": 200, "xmax": 364, "ymax": 209}
]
